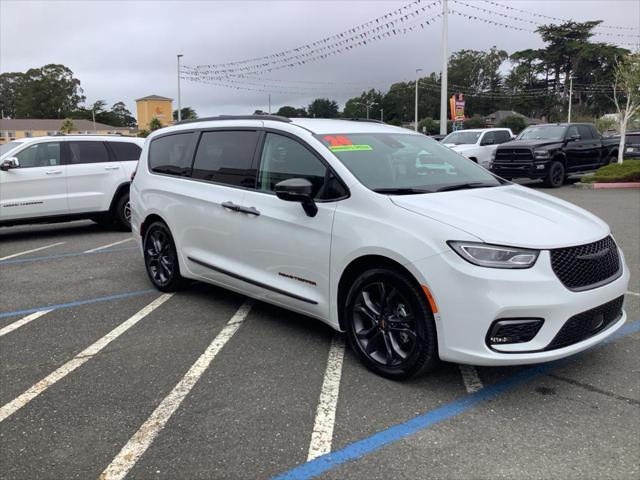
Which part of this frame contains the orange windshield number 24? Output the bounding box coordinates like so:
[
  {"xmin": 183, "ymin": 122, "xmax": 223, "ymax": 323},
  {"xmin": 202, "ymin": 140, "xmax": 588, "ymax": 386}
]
[{"xmin": 324, "ymin": 135, "xmax": 353, "ymax": 147}]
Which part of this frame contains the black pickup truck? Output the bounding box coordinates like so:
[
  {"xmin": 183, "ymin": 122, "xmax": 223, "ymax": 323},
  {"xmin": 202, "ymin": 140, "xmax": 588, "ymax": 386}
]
[{"xmin": 491, "ymin": 123, "xmax": 620, "ymax": 187}]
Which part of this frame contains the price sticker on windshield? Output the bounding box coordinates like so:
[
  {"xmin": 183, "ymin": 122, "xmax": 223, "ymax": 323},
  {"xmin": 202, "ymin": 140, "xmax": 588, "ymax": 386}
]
[{"xmin": 323, "ymin": 135, "xmax": 372, "ymax": 151}]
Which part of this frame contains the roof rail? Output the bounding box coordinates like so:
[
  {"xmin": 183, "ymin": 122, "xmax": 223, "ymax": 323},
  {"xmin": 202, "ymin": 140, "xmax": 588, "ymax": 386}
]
[
  {"xmin": 342, "ymin": 118, "xmax": 385, "ymax": 124},
  {"xmin": 175, "ymin": 114, "xmax": 292, "ymax": 125}
]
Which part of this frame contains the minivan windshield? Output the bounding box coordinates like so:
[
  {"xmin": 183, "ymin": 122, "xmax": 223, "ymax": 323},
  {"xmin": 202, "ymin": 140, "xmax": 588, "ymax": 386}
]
[
  {"xmin": 0, "ymin": 142, "xmax": 21, "ymax": 157},
  {"xmin": 441, "ymin": 131, "xmax": 481, "ymax": 145},
  {"xmin": 517, "ymin": 125, "xmax": 566, "ymax": 141},
  {"xmin": 318, "ymin": 133, "xmax": 504, "ymax": 194}
]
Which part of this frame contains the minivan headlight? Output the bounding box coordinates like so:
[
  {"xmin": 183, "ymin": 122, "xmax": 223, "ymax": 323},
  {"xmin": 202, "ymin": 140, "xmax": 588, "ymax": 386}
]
[{"xmin": 448, "ymin": 241, "xmax": 539, "ymax": 269}]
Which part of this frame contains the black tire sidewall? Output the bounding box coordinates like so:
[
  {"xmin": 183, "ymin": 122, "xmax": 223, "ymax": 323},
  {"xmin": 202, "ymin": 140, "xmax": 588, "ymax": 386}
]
[
  {"xmin": 143, "ymin": 221, "xmax": 185, "ymax": 292},
  {"xmin": 114, "ymin": 192, "xmax": 131, "ymax": 231},
  {"xmin": 344, "ymin": 268, "xmax": 438, "ymax": 380},
  {"xmin": 545, "ymin": 161, "xmax": 564, "ymax": 188}
]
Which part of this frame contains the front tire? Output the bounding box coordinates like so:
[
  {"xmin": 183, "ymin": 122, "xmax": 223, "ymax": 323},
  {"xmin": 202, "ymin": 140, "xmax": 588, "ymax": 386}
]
[
  {"xmin": 143, "ymin": 221, "xmax": 187, "ymax": 292},
  {"xmin": 543, "ymin": 161, "xmax": 564, "ymax": 188},
  {"xmin": 344, "ymin": 268, "xmax": 438, "ymax": 380}
]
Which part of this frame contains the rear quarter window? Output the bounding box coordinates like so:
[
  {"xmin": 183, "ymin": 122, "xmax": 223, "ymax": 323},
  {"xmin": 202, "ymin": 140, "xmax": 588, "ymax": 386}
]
[
  {"xmin": 110, "ymin": 142, "xmax": 142, "ymax": 162},
  {"xmin": 149, "ymin": 132, "xmax": 195, "ymax": 176}
]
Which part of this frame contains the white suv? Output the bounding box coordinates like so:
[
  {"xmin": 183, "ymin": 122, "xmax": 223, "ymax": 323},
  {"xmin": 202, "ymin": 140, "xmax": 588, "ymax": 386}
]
[
  {"xmin": 0, "ymin": 136, "xmax": 144, "ymax": 230},
  {"xmin": 442, "ymin": 128, "xmax": 514, "ymax": 168},
  {"xmin": 131, "ymin": 116, "xmax": 629, "ymax": 379}
]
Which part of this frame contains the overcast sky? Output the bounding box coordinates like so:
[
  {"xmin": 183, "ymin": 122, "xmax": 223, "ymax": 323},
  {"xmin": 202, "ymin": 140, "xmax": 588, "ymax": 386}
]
[{"xmin": 1, "ymin": 0, "xmax": 639, "ymax": 118}]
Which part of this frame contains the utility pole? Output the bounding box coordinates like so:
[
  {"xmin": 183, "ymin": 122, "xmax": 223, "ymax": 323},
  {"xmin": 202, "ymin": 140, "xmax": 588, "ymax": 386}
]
[
  {"xmin": 268, "ymin": 93, "xmax": 271, "ymax": 114},
  {"xmin": 415, "ymin": 68, "xmax": 423, "ymax": 132},
  {"xmin": 380, "ymin": 108, "xmax": 384, "ymax": 122},
  {"xmin": 356, "ymin": 101, "xmax": 378, "ymax": 119},
  {"xmin": 439, "ymin": 0, "xmax": 448, "ymax": 135},
  {"xmin": 92, "ymin": 107, "xmax": 96, "ymax": 133},
  {"xmin": 177, "ymin": 54, "xmax": 183, "ymax": 122},
  {"xmin": 567, "ymin": 73, "xmax": 573, "ymax": 123}
]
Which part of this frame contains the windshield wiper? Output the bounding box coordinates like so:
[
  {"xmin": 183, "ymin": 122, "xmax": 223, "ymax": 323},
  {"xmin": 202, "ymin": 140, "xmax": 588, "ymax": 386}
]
[
  {"xmin": 372, "ymin": 187, "xmax": 432, "ymax": 195},
  {"xmin": 435, "ymin": 182, "xmax": 496, "ymax": 192}
]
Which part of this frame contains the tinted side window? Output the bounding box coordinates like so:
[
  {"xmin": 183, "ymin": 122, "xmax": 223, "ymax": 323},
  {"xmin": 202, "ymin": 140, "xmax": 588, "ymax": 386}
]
[
  {"xmin": 110, "ymin": 142, "xmax": 142, "ymax": 161},
  {"xmin": 481, "ymin": 132, "xmax": 495, "ymax": 145},
  {"xmin": 567, "ymin": 125, "xmax": 580, "ymax": 138},
  {"xmin": 494, "ymin": 131, "xmax": 511, "ymax": 144},
  {"xmin": 192, "ymin": 130, "xmax": 259, "ymax": 187},
  {"xmin": 67, "ymin": 141, "xmax": 109, "ymax": 164},
  {"xmin": 149, "ymin": 132, "xmax": 194, "ymax": 176},
  {"xmin": 14, "ymin": 142, "xmax": 61, "ymax": 168},
  {"xmin": 258, "ymin": 133, "xmax": 328, "ymax": 198},
  {"xmin": 577, "ymin": 125, "xmax": 594, "ymax": 140}
]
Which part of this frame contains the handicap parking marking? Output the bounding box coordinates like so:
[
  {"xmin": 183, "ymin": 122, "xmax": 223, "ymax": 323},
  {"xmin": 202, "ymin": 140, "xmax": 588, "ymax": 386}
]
[
  {"xmin": 458, "ymin": 365, "xmax": 484, "ymax": 393},
  {"xmin": 0, "ymin": 241, "xmax": 65, "ymax": 261},
  {"xmin": 0, "ymin": 245, "xmax": 137, "ymax": 266},
  {"xmin": 0, "ymin": 294, "xmax": 173, "ymax": 423},
  {"xmin": 99, "ymin": 299, "xmax": 253, "ymax": 480},
  {"xmin": 0, "ymin": 310, "xmax": 52, "ymax": 337},
  {"xmin": 307, "ymin": 335, "xmax": 346, "ymax": 461},
  {"xmin": 0, "ymin": 289, "xmax": 156, "ymax": 319},
  {"xmin": 84, "ymin": 237, "xmax": 134, "ymax": 254},
  {"xmin": 271, "ymin": 320, "xmax": 640, "ymax": 480}
]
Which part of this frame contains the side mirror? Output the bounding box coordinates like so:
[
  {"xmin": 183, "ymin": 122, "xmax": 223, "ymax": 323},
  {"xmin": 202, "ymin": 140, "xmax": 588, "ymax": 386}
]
[
  {"xmin": 0, "ymin": 157, "xmax": 19, "ymax": 171},
  {"xmin": 274, "ymin": 178, "xmax": 318, "ymax": 217}
]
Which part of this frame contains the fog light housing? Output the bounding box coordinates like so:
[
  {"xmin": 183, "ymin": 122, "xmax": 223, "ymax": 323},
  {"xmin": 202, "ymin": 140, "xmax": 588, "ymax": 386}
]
[{"xmin": 487, "ymin": 319, "xmax": 544, "ymax": 346}]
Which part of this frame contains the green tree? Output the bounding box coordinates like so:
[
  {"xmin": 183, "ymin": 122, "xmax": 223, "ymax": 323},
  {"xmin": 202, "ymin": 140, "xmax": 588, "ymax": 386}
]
[
  {"xmin": 15, "ymin": 64, "xmax": 85, "ymax": 118},
  {"xmin": 0, "ymin": 72, "xmax": 23, "ymax": 118},
  {"xmin": 497, "ymin": 116, "xmax": 527, "ymax": 134},
  {"xmin": 463, "ymin": 116, "xmax": 486, "ymax": 129},
  {"xmin": 418, "ymin": 117, "xmax": 439, "ymax": 134},
  {"xmin": 308, "ymin": 98, "xmax": 339, "ymax": 118},
  {"xmin": 613, "ymin": 51, "xmax": 640, "ymax": 163},
  {"xmin": 276, "ymin": 105, "xmax": 307, "ymax": 117},
  {"xmin": 173, "ymin": 107, "xmax": 198, "ymax": 121},
  {"xmin": 110, "ymin": 101, "xmax": 136, "ymax": 127},
  {"xmin": 343, "ymin": 89, "xmax": 383, "ymax": 119},
  {"xmin": 59, "ymin": 118, "xmax": 75, "ymax": 134},
  {"xmin": 148, "ymin": 117, "xmax": 163, "ymax": 131}
]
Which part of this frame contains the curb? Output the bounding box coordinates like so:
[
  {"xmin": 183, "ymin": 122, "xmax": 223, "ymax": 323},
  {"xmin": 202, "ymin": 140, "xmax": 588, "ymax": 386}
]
[{"xmin": 572, "ymin": 182, "xmax": 640, "ymax": 189}]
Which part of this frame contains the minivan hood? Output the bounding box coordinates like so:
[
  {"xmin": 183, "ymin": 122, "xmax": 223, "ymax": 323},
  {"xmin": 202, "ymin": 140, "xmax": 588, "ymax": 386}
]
[{"xmin": 390, "ymin": 185, "xmax": 609, "ymax": 249}]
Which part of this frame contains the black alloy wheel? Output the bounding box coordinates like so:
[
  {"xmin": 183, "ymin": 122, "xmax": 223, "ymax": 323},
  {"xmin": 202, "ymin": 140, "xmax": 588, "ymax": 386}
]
[
  {"xmin": 345, "ymin": 268, "xmax": 438, "ymax": 379},
  {"xmin": 143, "ymin": 221, "xmax": 186, "ymax": 292},
  {"xmin": 543, "ymin": 161, "xmax": 565, "ymax": 188}
]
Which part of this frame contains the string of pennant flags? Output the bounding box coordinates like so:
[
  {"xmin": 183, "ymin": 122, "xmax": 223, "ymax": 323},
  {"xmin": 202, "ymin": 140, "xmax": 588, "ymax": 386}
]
[
  {"xmin": 453, "ymin": 0, "xmax": 640, "ymax": 39},
  {"xmin": 481, "ymin": 0, "xmax": 639, "ymax": 32},
  {"xmin": 194, "ymin": 0, "xmax": 441, "ymax": 74}
]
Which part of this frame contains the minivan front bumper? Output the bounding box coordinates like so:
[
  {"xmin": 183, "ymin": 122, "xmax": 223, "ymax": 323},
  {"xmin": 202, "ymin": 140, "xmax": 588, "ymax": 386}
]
[{"xmin": 408, "ymin": 247, "xmax": 630, "ymax": 366}]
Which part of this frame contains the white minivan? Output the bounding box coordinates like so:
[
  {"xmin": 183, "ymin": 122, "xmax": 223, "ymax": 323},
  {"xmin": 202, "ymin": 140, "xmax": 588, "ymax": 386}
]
[
  {"xmin": 0, "ymin": 136, "xmax": 144, "ymax": 229},
  {"xmin": 131, "ymin": 116, "xmax": 629, "ymax": 379}
]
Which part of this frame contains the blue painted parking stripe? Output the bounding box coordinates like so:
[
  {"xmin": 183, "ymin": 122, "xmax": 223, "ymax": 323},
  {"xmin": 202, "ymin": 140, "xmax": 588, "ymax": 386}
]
[
  {"xmin": 0, "ymin": 246, "xmax": 137, "ymax": 266},
  {"xmin": 0, "ymin": 289, "xmax": 156, "ymax": 319},
  {"xmin": 272, "ymin": 320, "xmax": 640, "ymax": 480}
]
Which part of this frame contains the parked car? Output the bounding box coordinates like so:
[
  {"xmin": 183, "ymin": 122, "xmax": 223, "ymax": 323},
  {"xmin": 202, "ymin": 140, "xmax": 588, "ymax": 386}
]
[
  {"xmin": 0, "ymin": 135, "xmax": 144, "ymax": 229},
  {"xmin": 491, "ymin": 123, "xmax": 620, "ymax": 187},
  {"xmin": 429, "ymin": 134, "xmax": 447, "ymax": 142},
  {"xmin": 621, "ymin": 131, "xmax": 640, "ymax": 159},
  {"xmin": 131, "ymin": 115, "xmax": 629, "ymax": 379},
  {"xmin": 442, "ymin": 128, "xmax": 514, "ymax": 168}
]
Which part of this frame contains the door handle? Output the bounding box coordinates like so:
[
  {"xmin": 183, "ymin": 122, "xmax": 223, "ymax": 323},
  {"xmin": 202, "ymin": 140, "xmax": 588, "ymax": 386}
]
[
  {"xmin": 237, "ymin": 205, "xmax": 261, "ymax": 216},
  {"xmin": 221, "ymin": 201, "xmax": 241, "ymax": 212},
  {"xmin": 104, "ymin": 165, "xmax": 120, "ymax": 170},
  {"xmin": 45, "ymin": 170, "xmax": 63, "ymax": 175}
]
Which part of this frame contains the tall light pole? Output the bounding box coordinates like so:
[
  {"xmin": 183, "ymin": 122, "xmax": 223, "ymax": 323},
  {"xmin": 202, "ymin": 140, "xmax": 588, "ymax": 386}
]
[
  {"xmin": 356, "ymin": 101, "xmax": 378, "ymax": 119},
  {"xmin": 177, "ymin": 54, "xmax": 183, "ymax": 122},
  {"xmin": 567, "ymin": 73, "xmax": 573, "ymax": 123},
  {"xmin": 268, "ymin": 93, "xmax": 271, "ymax": 114},
  {"xmin": 380, "ymin": 107, "xmax": 384, "ymax": 122},
  {"xmin": 415, "ymin": 68, "xmax": 423, "ymax": 132},
  {"xmin": 439, "ymin": 0, "xmax": 448, "ymax": 135}
]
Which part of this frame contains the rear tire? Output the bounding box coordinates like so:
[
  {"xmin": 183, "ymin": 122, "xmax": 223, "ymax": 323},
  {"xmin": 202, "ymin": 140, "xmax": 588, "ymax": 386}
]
[
  {"xmin": 344, "ymin": 268, "xmax": 438, "ymax": 380},
  {"xmin": 543, "ymin": 161, "xmax": 564, "ymax": 188},
  {"xmin": 114, "ymin": 192, "xmax": 131, "ymax": 231},
  {"xmin": 607, "ymin": 153, "xmax": 617, "ymax": 165},
  {"xmin": 143, "ymin": 221, "xmax": 187, "ymax": 292}
]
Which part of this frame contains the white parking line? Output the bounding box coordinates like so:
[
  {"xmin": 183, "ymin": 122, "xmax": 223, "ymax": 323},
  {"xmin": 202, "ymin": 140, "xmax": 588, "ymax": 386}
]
[
  {"xmin": 0, "ymin": 310, "xmax": 52, "ymax": 337},
  {"xmin": 84, "ymin": 237, "xmax": 133, "ymax": 254},
  {"xmin": 626, "ymin": 291, "xmax": 640, "ymax": 297},
  {"xmin": 0, "ymin": 294, "xmax": 172, "ymax": 423},
  {"xmin": 99, "ymin": 299, "xmax": 253, "ymax": 480},
  {"xmin": 0, "ymin": 242, "xmax": 65, "ymax": 261},
  {"xmin": 307, "ymin": 335, "xmax": 346, "ymax": 461},
  {"xmin": 458, "ymin": 365, "xmax": 484, "ymax": 393}
]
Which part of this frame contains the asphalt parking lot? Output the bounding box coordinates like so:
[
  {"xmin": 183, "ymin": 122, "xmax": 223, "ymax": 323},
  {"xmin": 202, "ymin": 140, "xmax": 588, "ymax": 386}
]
[{"xmin": 1, "ymin": 183, "xmax": 638, "ymax": 480}]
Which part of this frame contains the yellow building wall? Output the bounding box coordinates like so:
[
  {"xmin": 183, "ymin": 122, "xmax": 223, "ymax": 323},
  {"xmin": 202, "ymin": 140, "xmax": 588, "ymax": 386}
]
[{"xmin": 136, "ymin": 99, "xmax": 173, "ymax": 131}]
